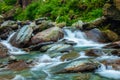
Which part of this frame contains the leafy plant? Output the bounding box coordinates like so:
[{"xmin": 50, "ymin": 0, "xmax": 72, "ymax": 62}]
[
  {"xmin": 1, "ymin": 0, "xmax": 106, "ymax": 25},
  {"xmin": 4, "ymin": 0, "xmax": 17, "ymax": 5}
]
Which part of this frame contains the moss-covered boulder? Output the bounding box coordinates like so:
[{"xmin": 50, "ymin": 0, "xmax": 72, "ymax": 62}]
[
  {"xmin": 60, "ymin": 51, "xmax": 80, "ymax": 61},
  {"xmin": 34, "ymin": 20, "xmax": 55, "ymax": 32},
  {"xmin": 102, "ymin": 30, "xmax": 119, "ymax": 42},
  {"xmin": 49, "ymin": 59, "xmax": 100, "ymax": 73}
]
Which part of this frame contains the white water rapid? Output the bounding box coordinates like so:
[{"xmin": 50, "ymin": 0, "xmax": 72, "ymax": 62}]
[
  {"xmin": 0, "ymin": 28, "xmax": 119, "ymax": 80},
  {"xmin": 0, "ymin": 32, "xmax": 27, "ymax": 55},
  {"xmin": 63, "ymin": 28, "xmax": 105, "ymax": 48},
  {"xmin": 96, "ymin": 63, "xmax": 120, "ymax": 79}
]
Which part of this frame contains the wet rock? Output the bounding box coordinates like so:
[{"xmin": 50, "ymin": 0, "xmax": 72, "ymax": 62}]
[
  {"xmin": 111, "ymin": 49, "xmax": 120, "ymax": 56},
  {"xmin": 40, "ymin": 44, "xmax": 53, "ymax": 52},
  {"xmin": 0, "ymin": 43, "xmax": 8, "ymax": 58},
  {"xmin": 35, "ymin": 17, "xmax": 48, "ymax": 25},
  {"xmin": 103, "ymin": 41, "xmax": 120, "ymax": 48},
  {"xmin": 49, "ymin": 59, "xmax": 99, "ymax": 73},
  {"xmin": 40, "ymin": 43, "xmax": 73, "ymax": 52},
  {"xmin": 7, "ymin": 60, "xmax": 29, "ymax": 71},
  {"xmin": 34, "ymin": 20, "xmax": 55, "ymax": 32},
  {"xmin": 82, "ymin": 16, "xmax": 107, "ymax": 30},
  {"xmin": 102, "ymin": 30, "xmax": 119, "ymax": 42},
  {"xmin": 85, "ymin": 49, "xmax": 104, "ymax": 57},
  {"xmin": 31, "ymin": 27, "xmax": 64, "ymax": 44},
  {"xmin": 0, "ymin": 20, "xmax": 18, "ymax": 39},
  {"xmin": 26, "ymin": 42, "xmax": 53, "ymax": 51},
  {"xmin": 64, "ymin": 40, "xmax": 77, "ymax": 45},
  {"xmin": 73, "ymin": 73, "xmax": 91, "ymax": 80},
  {"xmin": 85, "ymin": 28, "xmax": 106, "ymax": 42},
  {"xmin": 102, "ymin": 59, "xmax": 120, "ymax": 70},
  {"xmin": 10, "ymin": 25, "xmax": 33, "ymax": 48},
  {"xmin": 46, "ymin": 44, "xmax": 73, "ymax": 52},
  {"xmin": 60, "ymin": 51, "xmax": 80, "ymax": 61},
  {"xmin": 59, "ymin": 39, "xmax": 77, "ymax": 45},
  {"xmin": 1, "ymin": 20, "xmax": 16, "ymax": 28}
]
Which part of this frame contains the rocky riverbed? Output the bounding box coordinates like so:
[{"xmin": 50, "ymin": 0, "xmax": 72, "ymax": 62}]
[
  {"xmin": 0, "ymin": 19, "xmax": 120, "ymax": 80},
  {"xmin": 0, "ymin": 0, "xmax": 120, "ymax": 80}
]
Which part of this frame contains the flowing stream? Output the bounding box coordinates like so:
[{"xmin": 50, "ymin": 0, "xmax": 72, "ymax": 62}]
[{"xmin": 0, "ymin": 28, "xmax": 120, "ymax": 80}]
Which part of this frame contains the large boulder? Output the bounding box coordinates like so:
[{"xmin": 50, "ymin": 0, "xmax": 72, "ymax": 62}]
[
  {"xmin": 85, "ymin": 49, "xmax": 104, "ymax": 57},
  {"xmin": 60, "ymin": 51, "xmax": 80, "ymax": 61},
  {"xmin": 40, "ymin": 43, "xmax": 73, "ymax": 52},
  {"xmin": 85, "ymin": 28, "xmax": 106, "ymax": 42},
  {"xmin": 34, "ymin": 20, "xmax": 55, "ymax": 33},
  {"xmin": 0, "ymin": 43, "xmax": 8, "ymax": 58},
  {"xmin": 102, "ymin": 29, "xmax": 119, "ymax": 42},
  {"xmin": 7, "ymin": 60, "xmax": 29, "ymax": 71},
  {"xmin": 103, "ymin": 41, "xmax": 120, "ymax": 48},
  {"xmin": 49, "ymin": 59, "xmax": 99, "ymax": 73},
  {"xmin": 31, "ymin": 27, "xmax": 64, "ymax": 44},
  {"xmin": 10, "ymin": 25, "xmax": 33, "ymax": 48},
  {"xmin": 0, "ymin": 20, "xmax": 18, "ymax": 39},
  {"xmin": 111, "ymin": 49, "xmax": 120, "ymax": 56}
]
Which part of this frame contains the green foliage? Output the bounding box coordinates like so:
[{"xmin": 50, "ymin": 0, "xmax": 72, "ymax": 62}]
[
  {"xmin": 1, "ymin": 0, "xmax": 106, "ymax": 25},
  {"xmin": 4, "ymin": 0, "xmax": 17, "ymax": 5},
  {"xmin": 81, "ymin": 8, "xmax": 103, "ymax": 22},
  {"xmin": 0, "ymin": 2, "xmax": 13, "ymax": 14}
]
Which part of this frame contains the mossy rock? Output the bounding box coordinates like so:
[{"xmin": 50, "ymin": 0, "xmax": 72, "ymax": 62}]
[
  {"xmin": 102, "ymin": 29, "xmax": 119, "ymax": 42},
  {"xmin": 60, "ymin": 51, "xmax": 80, "ymax": 61}
]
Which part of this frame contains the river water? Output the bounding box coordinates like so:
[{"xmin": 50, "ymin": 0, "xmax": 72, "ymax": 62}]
[{"xmin": 0, "ymin": 28, "xmax": 120, "ymax": 80}]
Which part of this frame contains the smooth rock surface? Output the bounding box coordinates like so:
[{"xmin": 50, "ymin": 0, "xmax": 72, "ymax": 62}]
[
  {"xmin": 31, "ymin": 27, "xmax": 64, "ymax": 44},
  {"xmin": 10, "ymin": 25, "xmax": 33, "ymax": 47},
  {"xmin": 49, "ymin": 59, "xmax": 99, "ymax": 73}
]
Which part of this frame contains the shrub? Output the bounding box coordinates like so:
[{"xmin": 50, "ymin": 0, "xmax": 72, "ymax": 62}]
[
  {"xmin": 4, "ymin": 0, "xmax": 17, "ymax": 5},
  {"xmin": 0, "ymin": 2, "xmax": 13, "ymax": 14},
  {"xmin": 15, "ymin": 0, "xmax": 106, "ymax": 25}
]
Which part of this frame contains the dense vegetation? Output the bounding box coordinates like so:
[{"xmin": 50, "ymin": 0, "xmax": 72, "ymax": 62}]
[{"xmin": 0, "ymin": 0, "xmax": 106, "ymax": 25}]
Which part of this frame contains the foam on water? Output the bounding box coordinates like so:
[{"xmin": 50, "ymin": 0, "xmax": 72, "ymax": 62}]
[
  {"xmin": 96, "ymin": 63, "xmax": 120, "ymax": 79},
  {"xmin": 32, "ymin": 54, "xmax": 62, "ymax": 70},
  {"xmin": 97, "ymin": 70, "xmax": 120, "ymax": 79},
  {"xmin": 0, "ymin": 33, "xmax": 27, "ymax": 55},
  {"xmin": 12, "ymin": 75, "xmax": 26, "ymax": 80},
  {"xmin": 63, "ymin": 28, "xmax": 105, "ymax": 48}
]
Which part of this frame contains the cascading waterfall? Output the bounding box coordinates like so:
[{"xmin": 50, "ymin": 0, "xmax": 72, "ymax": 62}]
[
  {"xmin": 63, "ymin": 28, "xmax": 105, "ymax": 48},
  {"xmin": 0, "ymin": 32, "xmax": 27, "ymax": 55},
  {"xmin": 96, "ymin": 63, "xmax": 120, "ymax": 79},
  {"xmin": 0, "ymin": 28, "xmax": 119, "ymax": 80}
]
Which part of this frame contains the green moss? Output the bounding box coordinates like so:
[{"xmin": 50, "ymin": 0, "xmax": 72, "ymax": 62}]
[{"xmin": 60, "ymin": 51, "xmax": 80, "ymax": 61}]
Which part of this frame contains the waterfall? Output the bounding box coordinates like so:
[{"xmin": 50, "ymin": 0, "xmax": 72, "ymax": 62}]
[
  {"xmin": 63, "ymin": 28, "xmax": 105, "ymax": 48},
  {"xmin": 0, "ymin": 33, "xmax": 27, "ymax": 55}
]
